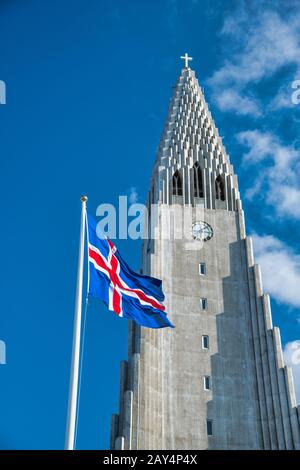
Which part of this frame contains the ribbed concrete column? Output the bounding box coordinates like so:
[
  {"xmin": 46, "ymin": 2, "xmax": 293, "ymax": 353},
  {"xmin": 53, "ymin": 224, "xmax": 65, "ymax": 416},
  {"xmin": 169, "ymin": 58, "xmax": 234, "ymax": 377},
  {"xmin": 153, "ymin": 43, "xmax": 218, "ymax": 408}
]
[
  {"xmin": 115, "ymin": 436, "xmax": 125, "ymax": 450},
  {"xmin": 253, "ymin": 264, "xmax": 277, "ymax": 448},
  {"xmin": 130, "ymin": 353, "xmax": 140, "ymax": 450},
  {"xmin": 148, "ymin": 328, "xmax": 155, "ymax": 449},
  {"xmin": 123, "ymin": 390, "xmax": 133, "ymax": 450},
  {"xmin": 245, "ymin": 238, "xmax": 270, "ymax": 448},
  {"xmin": 227, "ymin": 174, "xmax": 234, "ymax": 211},
  {"xmin": 224, "ymin": 174, "xmax": 229, "ymax": 211},
  {"xmin": 202, "ymin": 165, "xmax": 207, "ymax": 209},
  {"xmin": 238, "ymin": 210, "xmax": 246, "ymax": 240},
  {"xmin": 118, "ymin": 361, "xmax": 128, "ymax": 436},
  {"xmin": 184, "ymin": 165, "xmax": 191, "ymax": 205},
  {"xmin": 284, "ymin": 366, "xmax": 300, "ymax": 449},
  {"xmin": 205, "ymin": 168, "xmax": 212, "ymax": 209},
  {"xmin": 261, "ymin": 295, "xmax": 284, "ymax": 448},
  {"xmin": 109, "ymin": 413, "xmax": 119, "ymax": 450},
  {"xmin": 273, "ymin": 327, "xmax": 294, "ymax": 449},
  {"xmin": 211, "ymin": 170, "xmax": 216, "ymax": 210},
  {"xmin": 128, "ymin": 320, "xmax": 134, "ymax": 358},
  {"xmin": 265, "ymin": 329, "xmax": 286, "ymax": 449},
  {"xmin": 110, "ymin": 414, "xmax": 119, "ymax": 450},
  {"xmin": 262, "ymin": 298, "xmax": 285, "ymax": 449}
]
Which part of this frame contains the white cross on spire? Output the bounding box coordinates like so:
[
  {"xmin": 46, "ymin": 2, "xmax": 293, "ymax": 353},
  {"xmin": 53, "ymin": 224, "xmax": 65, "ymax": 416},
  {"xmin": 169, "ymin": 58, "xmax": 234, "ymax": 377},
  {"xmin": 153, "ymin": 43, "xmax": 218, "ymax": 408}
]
[{"xmin": 180, "ymin": 53, "xmax": 193, "ymax": 68}]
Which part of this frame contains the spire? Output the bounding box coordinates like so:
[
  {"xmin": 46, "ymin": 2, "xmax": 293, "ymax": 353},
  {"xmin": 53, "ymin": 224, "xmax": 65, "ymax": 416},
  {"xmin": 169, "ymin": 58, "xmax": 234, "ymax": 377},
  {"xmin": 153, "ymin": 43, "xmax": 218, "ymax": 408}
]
[{"xmin": 150, "ymin": 63, "xmax": 241, "ymax": 211}]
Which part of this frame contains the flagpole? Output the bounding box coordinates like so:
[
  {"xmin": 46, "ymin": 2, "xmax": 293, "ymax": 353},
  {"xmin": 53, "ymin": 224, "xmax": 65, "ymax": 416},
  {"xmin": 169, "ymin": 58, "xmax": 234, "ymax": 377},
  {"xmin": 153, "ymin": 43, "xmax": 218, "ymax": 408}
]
[{"xmin": 65, "ymin": 195, "xmax": 88, "ymax": 450}]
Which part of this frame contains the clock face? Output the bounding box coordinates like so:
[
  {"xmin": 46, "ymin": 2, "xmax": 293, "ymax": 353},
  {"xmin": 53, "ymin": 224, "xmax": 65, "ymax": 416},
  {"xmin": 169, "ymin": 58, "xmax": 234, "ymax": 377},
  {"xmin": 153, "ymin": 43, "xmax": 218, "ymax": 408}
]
[{"xmin": 192, "ymin": 221, "xmax": 213, "ymax": 241}]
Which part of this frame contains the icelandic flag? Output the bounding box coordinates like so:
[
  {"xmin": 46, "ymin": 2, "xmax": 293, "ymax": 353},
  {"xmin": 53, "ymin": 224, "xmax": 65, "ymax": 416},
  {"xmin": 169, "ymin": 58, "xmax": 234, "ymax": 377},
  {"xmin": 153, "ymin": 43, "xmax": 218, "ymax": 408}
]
[{"xmin": 87, "ymin": 213, "xmax": 174, "ymax": 329}]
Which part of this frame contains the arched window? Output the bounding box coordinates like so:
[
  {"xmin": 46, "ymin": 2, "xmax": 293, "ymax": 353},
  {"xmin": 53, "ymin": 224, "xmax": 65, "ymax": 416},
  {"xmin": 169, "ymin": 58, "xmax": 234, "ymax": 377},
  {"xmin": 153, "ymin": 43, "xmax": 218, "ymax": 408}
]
[
  {"xmin": 215, "ymin": 175, "xmax": 225, "ymax": 201},
  {"xmin": 172, "ymin": 170, "xmax": 183, "ymax": 196},
  {"xmin": 193, "ymin": 163, "xmax": 204, "ymax": 198}
]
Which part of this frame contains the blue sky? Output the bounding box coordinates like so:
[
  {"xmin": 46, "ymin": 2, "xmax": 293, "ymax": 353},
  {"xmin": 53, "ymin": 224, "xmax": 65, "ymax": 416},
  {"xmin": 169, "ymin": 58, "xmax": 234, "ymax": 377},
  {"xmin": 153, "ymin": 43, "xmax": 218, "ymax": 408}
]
[{"xmin": 0, "ymin": 0, "xmax": 299, "ymax": 450}]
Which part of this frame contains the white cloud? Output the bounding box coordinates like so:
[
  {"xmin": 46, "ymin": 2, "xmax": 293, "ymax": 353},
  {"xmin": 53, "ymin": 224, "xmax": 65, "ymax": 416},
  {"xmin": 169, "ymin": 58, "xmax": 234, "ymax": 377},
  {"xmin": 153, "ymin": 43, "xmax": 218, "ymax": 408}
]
[
  {"xmin": 269, "ymin": 83, "xmax": 296, "ymax": 111},
  {"xmin": 252, "ymin": 233, "xmax": 300, "ymax": 309},
  {"xmin": 207, "ymin": 3, "xmax": 300, "ymax": 116},
  {"xmin": 237, "ymin": 130, "xmax": 300, "ymax": 218},
  {"xmin": 269, "ymin": 186, "xmax": 300, "ymax": 219},
  {"xmin": 214, "ymin": 89, "xmax": 261, "ymax": 116},
  {"xmin": 237, "ymin": 129, "xmax": 298, "ymax": 168},
  {"xmin": 283, "ymin": 341, "xmax": 300, "ymax": 405}
]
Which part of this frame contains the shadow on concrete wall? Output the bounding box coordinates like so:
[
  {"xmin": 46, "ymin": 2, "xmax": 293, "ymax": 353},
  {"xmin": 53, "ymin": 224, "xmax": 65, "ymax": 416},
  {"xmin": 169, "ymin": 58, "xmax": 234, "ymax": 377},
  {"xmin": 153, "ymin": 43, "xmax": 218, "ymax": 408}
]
[{"xmin": 206, "ymin": 240, "xmax": 263, "ymax": 450}]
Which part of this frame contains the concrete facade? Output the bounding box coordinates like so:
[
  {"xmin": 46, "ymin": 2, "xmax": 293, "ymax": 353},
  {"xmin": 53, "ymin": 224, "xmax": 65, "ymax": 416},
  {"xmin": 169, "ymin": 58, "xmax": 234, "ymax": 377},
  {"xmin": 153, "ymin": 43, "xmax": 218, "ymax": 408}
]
[{"xmin": 110, "ymin": 67, "xmax": 300, "ymax": 449}]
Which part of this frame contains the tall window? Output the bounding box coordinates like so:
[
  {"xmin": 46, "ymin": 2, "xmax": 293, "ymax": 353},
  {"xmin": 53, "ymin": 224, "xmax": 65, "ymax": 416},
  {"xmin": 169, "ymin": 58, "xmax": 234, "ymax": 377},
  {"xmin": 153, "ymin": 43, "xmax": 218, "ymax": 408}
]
[
  {"xmin": 172, "ymin": 170, "xmax": 183, "ymax": 196},
  {"xmin": 200, "ymin": 298, "xmax": 207, "ymax": 310},
  {"xmin": 193, "ymin": 163, "xmax": 204, "ymax": 198},
  {"xmin": 199, "ymin": 263, "xmax": 206, "ymax": 276},
  {"xmin": 202, "ymin": 335, "xmax": 209, "ymax": 349},
  {"xmin": 204, "ymin": 376, "xmax": 211, "ymax": 391},
  {"xmin": 207, "ymin": 419, "xmax": 213, "ymax": 436},
  {"xmin": 215, "ymin": 175, "xmax": 225, "ymax": 201}
]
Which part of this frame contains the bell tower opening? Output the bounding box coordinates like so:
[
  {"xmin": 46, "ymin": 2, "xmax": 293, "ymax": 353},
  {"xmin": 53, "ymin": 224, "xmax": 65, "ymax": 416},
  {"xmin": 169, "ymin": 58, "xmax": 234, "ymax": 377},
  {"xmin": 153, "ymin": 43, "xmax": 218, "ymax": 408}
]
[
  {"xmin": 215, "ymin": 175, "xmax": 225, "ymax": 201},
  {"xmin": 193, "ymin": 162, "xmax": 204, "ymax": 199},
  {"xmin": 172, "ymin": 170, "xmax": 183, "ymax": 196}
]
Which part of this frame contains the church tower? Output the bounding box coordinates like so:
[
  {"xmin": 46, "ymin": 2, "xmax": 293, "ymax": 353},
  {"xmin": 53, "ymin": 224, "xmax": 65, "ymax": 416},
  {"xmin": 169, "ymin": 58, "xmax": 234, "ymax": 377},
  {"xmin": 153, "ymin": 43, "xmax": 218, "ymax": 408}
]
[{"xmin": 110, "ymin": 57, "xmax": 300, "ymax": 450}]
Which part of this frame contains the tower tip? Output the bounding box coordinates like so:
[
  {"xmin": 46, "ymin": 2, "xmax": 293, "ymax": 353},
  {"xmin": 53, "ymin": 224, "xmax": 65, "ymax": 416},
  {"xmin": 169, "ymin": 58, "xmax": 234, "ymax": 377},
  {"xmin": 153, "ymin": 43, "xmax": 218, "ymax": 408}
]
[{"xmin": 180, "ymin": 53, "xmax": 193, "ymax": 68}]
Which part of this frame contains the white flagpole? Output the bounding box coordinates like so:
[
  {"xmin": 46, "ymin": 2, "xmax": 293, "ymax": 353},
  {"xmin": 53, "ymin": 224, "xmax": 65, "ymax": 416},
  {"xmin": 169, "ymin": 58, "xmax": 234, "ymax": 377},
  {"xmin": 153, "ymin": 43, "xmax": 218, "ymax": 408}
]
[{"xmin": 65, "ymin": 195, "xmax": 88, "ymax": 450}]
